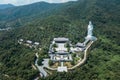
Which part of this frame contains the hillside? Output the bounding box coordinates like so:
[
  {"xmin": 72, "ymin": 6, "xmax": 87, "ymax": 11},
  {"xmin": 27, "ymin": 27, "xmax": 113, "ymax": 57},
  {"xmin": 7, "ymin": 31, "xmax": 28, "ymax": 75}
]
[
  {"xmin": 0, "ymin": 0, "xmax": 120, "ymax": 80},
  {"xmin": 0, "ymin": 4, "xmax": 14, "ymax": 9},
  {"xmin": 0, "ymin": 2, "xmax": 74, "ymax": 28}
]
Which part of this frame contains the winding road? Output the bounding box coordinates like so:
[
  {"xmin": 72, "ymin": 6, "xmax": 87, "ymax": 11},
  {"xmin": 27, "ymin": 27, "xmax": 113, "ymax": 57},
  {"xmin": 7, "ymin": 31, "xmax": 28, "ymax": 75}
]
[
  {"xmin": 35, "ymin": 53, "xmax": 57, "ymax": 78},
  {"xmin": 35, "ymin": 53, "xmax": 48, "ymax": 77}
]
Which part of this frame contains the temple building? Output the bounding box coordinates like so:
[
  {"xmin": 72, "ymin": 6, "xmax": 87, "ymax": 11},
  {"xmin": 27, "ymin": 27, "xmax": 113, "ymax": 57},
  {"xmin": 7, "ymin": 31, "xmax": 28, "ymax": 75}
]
[
  {"xmin": 48, "ymin": 21, "xmax": 97, "ymax": 72},
  {"xmin": 49, "ymin": 37, "xmax": 72, "ymax": 62}
]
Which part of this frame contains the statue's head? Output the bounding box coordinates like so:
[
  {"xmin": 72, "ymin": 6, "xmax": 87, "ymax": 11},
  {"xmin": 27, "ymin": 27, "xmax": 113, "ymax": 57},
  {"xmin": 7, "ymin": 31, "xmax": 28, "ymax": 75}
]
[
  {"xmin": 88, "ymin": 21, "xmax": 93, "ymax": 30},
  {"xmin": 89, "ymin": 21, "xmax": 92, "ymax": 25}
]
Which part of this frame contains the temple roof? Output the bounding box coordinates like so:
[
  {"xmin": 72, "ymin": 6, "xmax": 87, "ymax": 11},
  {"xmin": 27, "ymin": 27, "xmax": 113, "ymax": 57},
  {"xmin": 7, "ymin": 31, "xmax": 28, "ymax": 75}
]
[
  {"xmin": 76, "ymin": 42, "xmax": 85, "ymax": 47},
  {"xmin": 54, "ymin": 37, "xmax": 69, "ymax": 42}
]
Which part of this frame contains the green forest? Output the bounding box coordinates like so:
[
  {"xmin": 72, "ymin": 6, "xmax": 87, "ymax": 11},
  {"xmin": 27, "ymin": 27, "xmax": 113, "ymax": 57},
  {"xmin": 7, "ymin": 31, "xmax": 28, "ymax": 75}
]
[{"xmin": 0, "ymin": 0, "xmax": 120, "ymax": 80}]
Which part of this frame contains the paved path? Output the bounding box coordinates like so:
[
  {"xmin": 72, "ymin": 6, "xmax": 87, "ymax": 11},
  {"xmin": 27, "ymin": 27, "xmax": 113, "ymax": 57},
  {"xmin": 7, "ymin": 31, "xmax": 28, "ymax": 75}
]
[
  {"xmin": 43, "ymin": 59, "xmax": 57, "ymax": 70},
  {"xmin": 35, "ymin": 53, "xmax": 57, "ymax": 78},
  {"xmin": 35, "ymin": 54, "xmax": 48, "ymax": 77},
  {"xmin": 44, "ymin": 59, "xmax": 57, "ymax": 70},
  {"xmin": 68, "ymin": 41, "xmax": 94, "ymax": 70}
]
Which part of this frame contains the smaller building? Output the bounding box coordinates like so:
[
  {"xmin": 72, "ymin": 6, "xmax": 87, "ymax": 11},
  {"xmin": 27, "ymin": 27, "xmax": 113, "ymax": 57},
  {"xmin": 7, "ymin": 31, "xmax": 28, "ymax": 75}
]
[
  {"xmin": 49, "ymin": 37, "xmax": 72, "ymax": 62},
  {"xmin": 69, "ymin": 42, "xmax": 85, "ymax": 52},
  {"xmin": 18, "ymin": 39, "xmax": 24, "ymax": 44},
  {"xmin": 34, "ymin": 42, "xmax": 40, "ymax": 45},
  {"xmin": 76, "ymin": 42, "xmax": 85, "ymax": 48},
  {"xmin": 26, "ymin": 40, "xmax": 32, "ymax": 44},
  {"xmin": 20, "ymin": 39, "xmax": 24, "ymax": 42}
]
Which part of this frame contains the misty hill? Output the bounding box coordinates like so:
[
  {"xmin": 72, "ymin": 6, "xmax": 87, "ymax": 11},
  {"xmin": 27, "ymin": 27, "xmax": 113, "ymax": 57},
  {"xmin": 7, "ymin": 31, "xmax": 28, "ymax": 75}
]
[
  {"xmin": 0, "ymin": 2, "xmax": 62, "ymax": 21},
  {"xmin": 0, "ymin": 0, "xmax": 120, "ymax": 80},
  {"xmin": 0, "ymin": 4, "xmax": 14, "ymax": 9},
  {"xmin": 0, "ymin": 1, "xmax": 76, "ymax": 28}
]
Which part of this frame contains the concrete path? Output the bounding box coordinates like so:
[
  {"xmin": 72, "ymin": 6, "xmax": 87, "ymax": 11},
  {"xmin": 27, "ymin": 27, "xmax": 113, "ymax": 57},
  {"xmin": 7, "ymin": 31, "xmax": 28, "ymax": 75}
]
[
  {"xmin": 43, "ymin": 59, "xmax": 57, "ymax": 70},
  {"xmin": 35, "ymin": 54, "xmax": 57, "ymax": 78},
  {"xmin": 35, "ymin": 54, "xmax": 48, "ymax": 77},
  {"xmin": 42, "ymin": 59, "xmax": 49, "ymax": 68}
]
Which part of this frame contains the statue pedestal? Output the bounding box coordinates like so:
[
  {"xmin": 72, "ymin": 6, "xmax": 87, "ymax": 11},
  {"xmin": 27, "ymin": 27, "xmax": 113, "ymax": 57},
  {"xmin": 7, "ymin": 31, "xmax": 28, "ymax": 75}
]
[{"xmin": 85, "ymin": 36, "xmax": 97, "ymax": 41}]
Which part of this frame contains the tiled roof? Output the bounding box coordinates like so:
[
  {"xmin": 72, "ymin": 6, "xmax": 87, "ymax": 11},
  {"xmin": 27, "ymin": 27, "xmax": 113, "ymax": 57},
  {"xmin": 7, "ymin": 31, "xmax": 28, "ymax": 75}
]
[{"xmin": 54, "ymin": 37, "xmax": 69, "ymax": 42}]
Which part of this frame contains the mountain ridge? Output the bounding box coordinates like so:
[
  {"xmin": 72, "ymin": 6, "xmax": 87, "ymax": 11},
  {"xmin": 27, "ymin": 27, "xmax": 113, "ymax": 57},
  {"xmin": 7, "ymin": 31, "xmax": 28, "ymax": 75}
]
[
  {"xmin": 0, "ymin": 2, "xmax": 68, "ymax": 28},
  {"xmin": 0, "ymin": 4, "xmax": 14, "ymax": 9}
]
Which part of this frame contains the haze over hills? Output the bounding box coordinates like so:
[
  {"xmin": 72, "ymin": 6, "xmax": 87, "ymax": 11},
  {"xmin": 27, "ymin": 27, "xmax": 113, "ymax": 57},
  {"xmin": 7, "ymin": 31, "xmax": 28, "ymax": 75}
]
[
  {"xmin": 0, "ymin": 1, "xmax": 72, "ymax": 28},
  {"xmin": 0, "ymin": 0, "xmax": 120, "ymax": 80},
  {"xmin": 0, "ymin": 4, "xmax": 14, "ymax": 9}
]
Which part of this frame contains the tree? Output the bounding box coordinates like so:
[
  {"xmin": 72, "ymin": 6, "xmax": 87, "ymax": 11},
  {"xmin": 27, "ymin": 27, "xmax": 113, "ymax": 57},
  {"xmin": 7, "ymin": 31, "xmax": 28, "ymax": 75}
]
[
  {"xmin": 37, "ymin": 57, "xmax": 43, "ymax": 66},
  {"xmin": 53, "ymin": 43, "xmax": 57, "ymax": 48},
  {"xmin": 49, "ymin": 60, "xmax": 54, "ymax": 66}
]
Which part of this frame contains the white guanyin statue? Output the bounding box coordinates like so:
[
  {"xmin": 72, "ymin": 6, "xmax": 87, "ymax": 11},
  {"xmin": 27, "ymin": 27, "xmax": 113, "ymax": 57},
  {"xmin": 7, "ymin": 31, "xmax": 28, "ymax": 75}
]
[
  {"xmin": 87, "ymin": 21, "xmax": 93, "ymax": 36},
  {"xmin": 83, "ymin": 21, "xmax": 97, "ymax": 45}
]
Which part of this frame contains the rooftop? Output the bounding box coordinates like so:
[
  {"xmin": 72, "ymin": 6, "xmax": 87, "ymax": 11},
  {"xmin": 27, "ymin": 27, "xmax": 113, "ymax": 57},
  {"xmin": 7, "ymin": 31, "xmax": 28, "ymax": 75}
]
[
  {"xmin": 76, "ymin": 42, "xmax": 85, "ymax": 47},
  {"xmin": 26, "ymin": 40, "xmax": 32, "ymax": 44},
  {"xmin": 54, "ymin": 37, "xmax": 69, "ymax": 42},
  {"xmin": 34, "ymin": 42, "xmax": 39, "ymax": 45}
]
